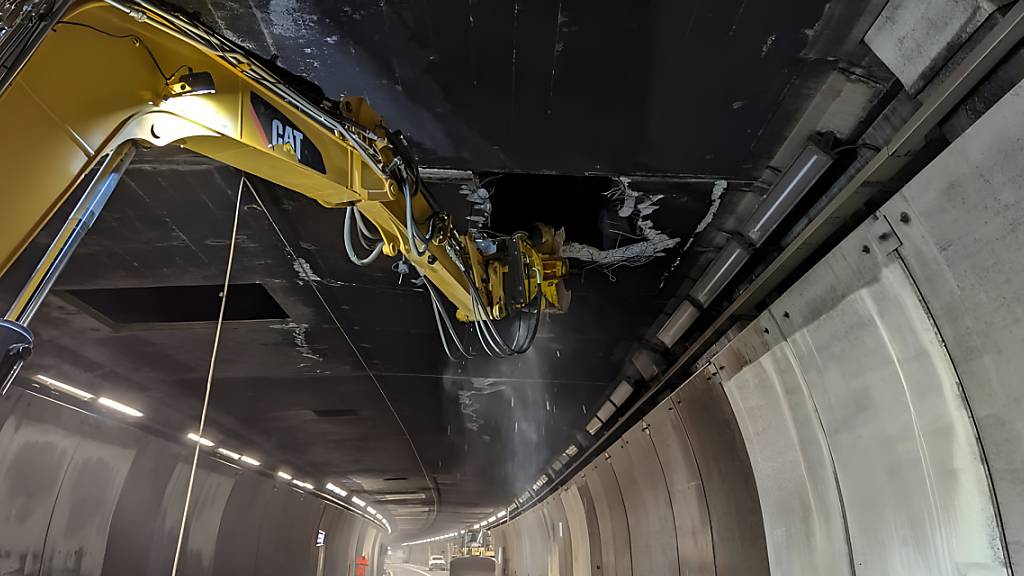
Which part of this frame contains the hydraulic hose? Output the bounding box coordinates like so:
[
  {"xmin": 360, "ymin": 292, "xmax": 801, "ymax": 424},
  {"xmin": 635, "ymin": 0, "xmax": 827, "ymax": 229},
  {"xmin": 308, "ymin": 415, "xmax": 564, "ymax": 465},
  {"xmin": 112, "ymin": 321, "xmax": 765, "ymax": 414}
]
[{"xmin": 344, "ymin": 207, "xmax": 384, "ymax": 266}]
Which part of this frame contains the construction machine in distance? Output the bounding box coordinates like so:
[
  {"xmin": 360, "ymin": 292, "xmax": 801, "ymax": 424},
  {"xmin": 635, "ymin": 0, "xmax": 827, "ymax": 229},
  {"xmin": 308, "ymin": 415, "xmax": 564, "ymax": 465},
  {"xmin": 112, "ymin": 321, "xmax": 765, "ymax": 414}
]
[{"xmin": 0, "ymin": 0, "xmax": 571, "ymax": 388}]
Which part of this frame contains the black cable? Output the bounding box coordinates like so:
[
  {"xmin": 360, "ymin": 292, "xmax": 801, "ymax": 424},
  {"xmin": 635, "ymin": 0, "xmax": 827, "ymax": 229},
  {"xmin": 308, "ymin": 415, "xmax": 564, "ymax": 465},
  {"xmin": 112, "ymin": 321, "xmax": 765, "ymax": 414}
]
[
  {"xmin": 831, "ymin": 142, "xmax": 882, "ymax": 154},
  {"xmin": 54, "ymin": 20, "xmax": 180, "ymax": 83},
  {"xmin": 516, "ymin": 297, "xmax": 542, "ymax": 353}
]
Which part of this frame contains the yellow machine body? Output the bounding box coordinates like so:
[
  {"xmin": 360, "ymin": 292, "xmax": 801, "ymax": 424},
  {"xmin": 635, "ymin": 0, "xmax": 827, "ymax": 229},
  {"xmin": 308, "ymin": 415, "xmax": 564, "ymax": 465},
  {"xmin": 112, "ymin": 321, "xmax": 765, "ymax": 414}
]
[{"xmin": 0, "ymin": 0, "xmax": 567, "ymax": 323}]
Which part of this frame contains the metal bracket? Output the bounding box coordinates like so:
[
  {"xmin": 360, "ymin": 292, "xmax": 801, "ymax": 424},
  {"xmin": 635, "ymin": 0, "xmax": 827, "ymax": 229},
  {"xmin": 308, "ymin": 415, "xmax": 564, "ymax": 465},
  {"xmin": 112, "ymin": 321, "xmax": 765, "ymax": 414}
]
[{"xmin": 871, "ymin": 214, "xmax": 903, "ymax": 255}]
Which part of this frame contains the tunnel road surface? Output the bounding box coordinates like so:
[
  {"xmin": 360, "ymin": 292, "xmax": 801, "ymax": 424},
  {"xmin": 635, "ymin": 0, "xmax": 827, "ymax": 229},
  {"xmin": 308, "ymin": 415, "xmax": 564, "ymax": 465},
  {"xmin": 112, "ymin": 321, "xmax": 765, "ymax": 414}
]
[{"xmin": 387, "ymin": 563, "xmax": 448, "ymax": 576}]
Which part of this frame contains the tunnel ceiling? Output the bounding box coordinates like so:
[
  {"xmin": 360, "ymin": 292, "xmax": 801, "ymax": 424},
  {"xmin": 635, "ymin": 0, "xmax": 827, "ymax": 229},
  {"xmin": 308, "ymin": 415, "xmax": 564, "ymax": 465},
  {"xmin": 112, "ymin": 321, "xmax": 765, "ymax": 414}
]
[
  {"xmin": 171, "ymin": 0, "xmax": 845, "ymax": 176},
  {"xmin": 2, "ymin": 148, "xmax": 722, "ymax": 541},
  {"xmin": 0, "ymin": 0, "xmax": 890, "ymax": 542}
]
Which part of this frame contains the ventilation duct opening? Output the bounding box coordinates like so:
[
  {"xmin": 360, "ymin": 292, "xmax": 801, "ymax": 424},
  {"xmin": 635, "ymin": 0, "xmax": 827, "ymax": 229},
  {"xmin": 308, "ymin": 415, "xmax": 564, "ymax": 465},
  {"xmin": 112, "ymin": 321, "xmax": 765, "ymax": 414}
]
[{"xmin": 62, "ymin": 283, "xmax": 288, "ymax": 324}]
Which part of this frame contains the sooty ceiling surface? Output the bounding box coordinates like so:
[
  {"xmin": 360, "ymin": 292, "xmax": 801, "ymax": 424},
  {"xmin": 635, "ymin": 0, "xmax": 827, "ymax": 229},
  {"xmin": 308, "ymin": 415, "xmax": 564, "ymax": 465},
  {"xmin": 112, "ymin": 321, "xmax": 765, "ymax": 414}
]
[
  {"xmin": 1, "ymin": 148, "xmax": 717, "ymax": 538},
  {"xmin": 172, "ymin": 0, "xmax": 834, "ymax": 175},
  {"xmin": 1, "ymin": 0, "xmax": 880, "ymax": 540}
]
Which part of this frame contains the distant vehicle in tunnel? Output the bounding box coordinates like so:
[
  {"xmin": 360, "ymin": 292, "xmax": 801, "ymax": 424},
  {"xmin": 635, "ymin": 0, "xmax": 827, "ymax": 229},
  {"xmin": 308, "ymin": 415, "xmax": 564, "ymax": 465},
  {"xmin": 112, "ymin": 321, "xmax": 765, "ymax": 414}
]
[
  {"xmin": 449, "ymin": 556, "xmax": 496, "ymax": 576},
  {"xmin": 428, "ymin": 555, "xmax": 447, "ymax": 571}
]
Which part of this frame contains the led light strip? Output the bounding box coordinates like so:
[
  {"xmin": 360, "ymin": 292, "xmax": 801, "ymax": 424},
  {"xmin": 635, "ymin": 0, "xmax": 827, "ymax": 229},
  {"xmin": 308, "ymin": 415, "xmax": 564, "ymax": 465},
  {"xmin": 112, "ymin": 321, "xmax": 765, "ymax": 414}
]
[
  {"xmin": 402, "ymin": 505, "xmax": 511, "ymax": 545},
  {"xmin": 29, "ymin": 374, "xmax": 393, "ymax": 533}
]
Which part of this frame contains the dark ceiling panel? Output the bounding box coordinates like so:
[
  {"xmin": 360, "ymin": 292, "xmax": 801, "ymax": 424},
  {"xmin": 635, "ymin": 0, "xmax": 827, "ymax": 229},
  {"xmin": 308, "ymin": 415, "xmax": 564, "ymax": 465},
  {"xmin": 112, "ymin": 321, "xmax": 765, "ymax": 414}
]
[{"xmin": 174, "ymin": 0, "xmax": 833, "ymax": 176}]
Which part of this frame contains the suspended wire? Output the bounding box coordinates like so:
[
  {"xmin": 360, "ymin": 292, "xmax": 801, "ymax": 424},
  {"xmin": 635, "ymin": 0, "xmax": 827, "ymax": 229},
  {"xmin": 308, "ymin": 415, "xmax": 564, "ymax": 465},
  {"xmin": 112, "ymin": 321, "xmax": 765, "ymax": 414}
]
[
  {"xmin": 170, "ymin": 176, "xmax": 244, "ymax": 576},
  {"xmin": 54, "ymin": 21, "xmax": 182, "ymax": 83},
  {"xmin": 244, "ymin": 177, "xmax": 440, "ymax": 527}
]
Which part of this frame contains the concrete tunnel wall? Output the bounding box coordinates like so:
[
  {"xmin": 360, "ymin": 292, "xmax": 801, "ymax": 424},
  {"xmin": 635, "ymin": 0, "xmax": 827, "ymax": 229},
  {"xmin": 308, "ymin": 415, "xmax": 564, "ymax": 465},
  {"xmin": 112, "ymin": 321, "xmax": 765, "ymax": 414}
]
[
  {"xmin": 0, "ymin": 386, "xmax": 384, "ymax": 576},
  {"xmin": 492, "ymin": 62, "xmax": 1024, "ymax": 576}
]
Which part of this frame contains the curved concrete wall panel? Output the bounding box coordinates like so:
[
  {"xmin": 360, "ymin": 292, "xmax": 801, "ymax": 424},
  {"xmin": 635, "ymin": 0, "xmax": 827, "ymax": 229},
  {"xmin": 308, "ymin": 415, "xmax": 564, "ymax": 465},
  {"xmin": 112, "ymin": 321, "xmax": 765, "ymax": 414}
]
[
  {"xmin": 878, "ymin": 76, "xmax": 1024, "ymax": 570},
  {"xmin": 768, "ymin": 218, "xmax": 1004, "ymax": 574},
  {"xmin": 717, "ymin": 316, "xmax": 851, "ymax": 575},
  {"xmin": 559, "ymin": 483, "xmax": 592, "ymax": 576},
  {"xmin": 586, "ymin": 457, "xmax": 631, "ymax": 576},
  {"xmin": 674, "ymin": 371, "xmax": 770, "ymax": 576},
  {"xmin": 0, "ymin": 395, "xmax": 84, "ymax": 576},
  {"xmin": 644, "ymin": 397, "xmax": 713, "ymax": 575},
  {"xmin": 541, "ymin": 496, "xmax": 571, "ymax": 576},
  {"xmin": 0, "ymin": 388, "xmax": 383, "ymax": 576},
  {"xmin": 103, "ymin": 436, "xmax": 180, "ymax": 575},
  {"xmin": 159, "ymin": 462, "xmax": 235, "ymax": 576},
  {"xmin": 212, "ymin": 472, "xmax": 272, "ymax": 575},
  {"xmin": 41, "ymin": 422, "xmax": 135, "ymax": 575},
  {"xmin": 608, "ymin": 426, "xmax": 679, "ymax": 576}
]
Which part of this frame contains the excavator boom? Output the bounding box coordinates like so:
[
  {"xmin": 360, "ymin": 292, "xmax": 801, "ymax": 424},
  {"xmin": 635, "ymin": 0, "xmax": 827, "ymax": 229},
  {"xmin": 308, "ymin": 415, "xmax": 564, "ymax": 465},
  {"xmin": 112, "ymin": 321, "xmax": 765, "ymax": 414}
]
[{"xmin": 0, "ymin": 0, "xmax": 566, "ymax": 328}]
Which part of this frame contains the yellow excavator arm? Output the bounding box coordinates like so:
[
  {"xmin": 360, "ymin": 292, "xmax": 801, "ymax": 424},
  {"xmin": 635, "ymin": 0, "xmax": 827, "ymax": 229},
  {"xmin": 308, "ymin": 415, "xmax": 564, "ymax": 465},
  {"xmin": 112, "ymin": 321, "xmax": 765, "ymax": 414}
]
[{"xmin": 0, "ymin": 0, "xmax": 567, "ymax": 333}]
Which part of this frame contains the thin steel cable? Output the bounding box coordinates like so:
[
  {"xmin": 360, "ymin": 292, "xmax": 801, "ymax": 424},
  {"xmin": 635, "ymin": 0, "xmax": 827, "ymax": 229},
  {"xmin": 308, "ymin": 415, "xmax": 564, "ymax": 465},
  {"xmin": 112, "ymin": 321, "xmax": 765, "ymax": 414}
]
[
  {"xmin": 243, "ymin": 177, "xmax": 440, "ymax": 526},
  {"xmin": 170, "ymin": 177, "xmax": 244, "ymax": 576}
]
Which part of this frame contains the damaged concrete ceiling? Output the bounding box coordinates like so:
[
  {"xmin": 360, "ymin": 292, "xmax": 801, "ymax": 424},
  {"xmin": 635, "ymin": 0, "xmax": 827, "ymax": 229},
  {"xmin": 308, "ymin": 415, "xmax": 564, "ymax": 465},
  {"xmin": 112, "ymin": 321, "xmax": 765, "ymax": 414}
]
[
  {"xmin": 2, "ymin": 0, "xmax": 898, "ymax": 541},
  {"xmin": 172, "ymin": 0, "xmax": 884, "ymax": 175}
]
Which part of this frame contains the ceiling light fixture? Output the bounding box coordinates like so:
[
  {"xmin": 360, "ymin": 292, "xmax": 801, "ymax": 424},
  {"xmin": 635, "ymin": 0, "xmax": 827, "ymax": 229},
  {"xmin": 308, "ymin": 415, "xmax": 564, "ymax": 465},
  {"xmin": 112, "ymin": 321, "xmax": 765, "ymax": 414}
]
[
  {"xmin": 33, "ymin": 375, "xmax": 94, "ymax": 400},
  {"xmin": 741, "ymin": 141, "xmax": 833, "ymax": 247},
  {"xmin": 216, "ymin": 448, "xmax": 241, "ymax": 460},
  {"xmin": 277, "ymin": 471, "xmax": 293, "ymax": 480},
  {"xmin": 97, "ymin": 397, "xmax": 143, "ymax": 417},
  {"xmin": 688, "ymin": 239, "xmax": 751, "ymax": 308},
  {"xmin": 351, "ymin": 496, "xmax": 366, "ymax": 507},
  {"xmin": 375, "ymin": 492, "xmax": 427, "ymax": 501},
  {"xmin": 187, "ymin": 433, "xmax": 214, "ymax": 447},
  {"xmin": 326, "ymin": 482, "xmax": 348, "ymax": 497},
  {"xmin": 239, "ymin": 455, "xmax": 260, "ymax": 466}
]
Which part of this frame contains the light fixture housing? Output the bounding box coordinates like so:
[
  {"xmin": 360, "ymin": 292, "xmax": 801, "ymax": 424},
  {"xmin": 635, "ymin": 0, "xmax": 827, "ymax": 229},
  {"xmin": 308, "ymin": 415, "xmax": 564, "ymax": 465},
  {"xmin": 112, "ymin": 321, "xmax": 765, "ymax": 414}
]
[
  {"xmin": 277, "ymin": 471, "xmax": 293, "ymax": 480},
  {"xmin": 97, "ymin": 396, "xmax": 143, "ymax": 417},
  {"xmin": 742, "ymin": 141, "xmax": 834, "ymax": 246},
  {"xmin": 689, "ymin": 239, "xmax": 751, "ymax": 308},
  {"xmin": 239, "ymin": 455, "xmax": 260, "ymax": 466},
  {"xmin": 187, "ymin": 433, "xmax": 214, "ymax": 447},
  {"xmin": 326, "ymin": 482, "xmax": 348, "ymax": 497},
  {"xmin": 656, "ymin": 299, "xmax": 701, "ymax": 347},
  {"xmin": 216, "ymin": 448, "xmax": 241, "ymax": 460},
  {"xmin": 165, "ymin": 69, "xmax": 217, "ymax": 98},
  {"xmin": 34, "ymin": 375, "xmax": 94, "ymax": 400}
]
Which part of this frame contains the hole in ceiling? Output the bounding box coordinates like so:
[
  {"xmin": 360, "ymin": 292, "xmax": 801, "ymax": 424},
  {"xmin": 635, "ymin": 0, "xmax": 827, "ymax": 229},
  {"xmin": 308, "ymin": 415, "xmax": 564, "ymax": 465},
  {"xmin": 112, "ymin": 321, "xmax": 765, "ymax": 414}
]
[
  {"xmin": 484, "ymin": 173, "xmax": 630, "ymax": 250},
  {"xmin": 312, "ymin": 408, "xmax": 361, "ymax": 418},
  {"xmin": 61, "ymin": 283, "xmax": 288, "ymax": 324},
  {"xmin": 383, "ymin": 476, "xmax": 409, "ymax": 481}
]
